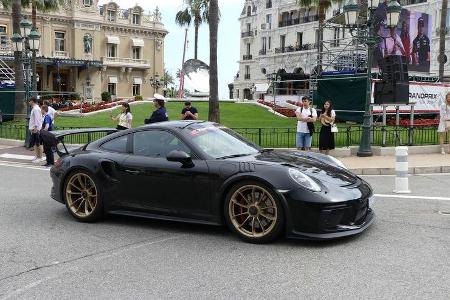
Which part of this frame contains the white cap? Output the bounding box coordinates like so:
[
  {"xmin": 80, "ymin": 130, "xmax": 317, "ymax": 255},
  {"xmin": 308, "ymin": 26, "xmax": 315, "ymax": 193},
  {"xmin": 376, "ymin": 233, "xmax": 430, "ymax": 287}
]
[{"xmin": 153, "ymin": 93, "xmax": 166, "ymax": 102}]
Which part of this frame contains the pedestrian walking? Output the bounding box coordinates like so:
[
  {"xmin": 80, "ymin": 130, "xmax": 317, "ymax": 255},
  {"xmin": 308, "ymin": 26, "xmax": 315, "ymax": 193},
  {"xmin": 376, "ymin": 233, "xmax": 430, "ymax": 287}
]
[
  {"xmin": 41, "ymin": 105, "xmax": 54, "ymax": 166},
  {"xmin": 319, "ymin": 100, "xmax": 336, "ymax": 155},
  {"xmin": 295, "ymin": 96, "xmax": 317, "ymax": 151},
  {"xmin": 29, "ymin": 98, "xmax": 43, "ymax": 163},
  {"xmin": 110, "ymin": 102, "xmax": 133, "ymax": 130},
  {"xmin": 438, "ymin": 92, "xmax": 450, "ymax": 155},
  {"xmin": 181, "ymin": 101, "xmax": 199, "ymax": 120},
  {"xmin": 145, "ymin": 94, "xmax": 169, "ymax": 124}
]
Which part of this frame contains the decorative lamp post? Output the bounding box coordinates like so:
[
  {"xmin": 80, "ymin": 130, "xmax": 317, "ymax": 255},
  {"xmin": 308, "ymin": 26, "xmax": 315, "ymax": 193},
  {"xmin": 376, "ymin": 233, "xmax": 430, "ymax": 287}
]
[
  {"xmin": 12, "ymin": 17, "xmax": 41, "ymax": 147},
  {"xmin": 386, "ymin": 0, "xmax": 402, "ymax": 27},
  {"xmin": 344, "ymin": 0, "xmax": 402, "ymax": 157},
  {"xmin": 149, "ymin": 73, "xmax": 163, "ymax": 93}
]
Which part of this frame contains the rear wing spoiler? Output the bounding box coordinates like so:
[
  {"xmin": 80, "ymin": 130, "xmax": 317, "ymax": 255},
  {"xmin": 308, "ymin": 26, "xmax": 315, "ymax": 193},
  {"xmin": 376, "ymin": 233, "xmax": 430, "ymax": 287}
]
[{"xmin": 42, "ymin": 128, "xmax": 118, "ymax": 156}]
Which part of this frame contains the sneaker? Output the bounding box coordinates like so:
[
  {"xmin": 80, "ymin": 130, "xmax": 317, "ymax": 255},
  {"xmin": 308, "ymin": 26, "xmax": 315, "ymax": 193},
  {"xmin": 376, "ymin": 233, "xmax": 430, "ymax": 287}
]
[
  {"xmin": 33, "ymin": 157, "xmax": 44, "ymax": 164},
  {"xmin": 441, "ymin": 148, "xmax": 446, "ymax": 155}
]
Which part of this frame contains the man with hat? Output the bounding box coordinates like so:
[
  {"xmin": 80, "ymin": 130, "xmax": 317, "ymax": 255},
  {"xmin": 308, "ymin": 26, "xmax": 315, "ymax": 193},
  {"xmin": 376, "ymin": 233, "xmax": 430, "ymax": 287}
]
[
  {"xmin": 412, "ymin": 17, "xmax": 430, "ymax": 70},
  {"xmin": 145, "ymin": 94, "xmax": 169, "ymax": 124}
]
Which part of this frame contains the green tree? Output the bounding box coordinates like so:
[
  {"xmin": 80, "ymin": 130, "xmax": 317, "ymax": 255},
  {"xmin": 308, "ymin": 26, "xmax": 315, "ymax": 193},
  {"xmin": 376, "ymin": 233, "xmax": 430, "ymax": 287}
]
[
  {"xmin": 175, "ymin": 0, "xmax": 209, "ymax": 60},
  {"xmin": 438, "ymin": 0, "xmax": 448, "ymax": 81},
  {"xmin": 208, "ymin": 0, "xmax": 219, "ymax": 122},
  {"xmin": 296, "ymin": 0, "xmax": 343, "ymax": 74}
]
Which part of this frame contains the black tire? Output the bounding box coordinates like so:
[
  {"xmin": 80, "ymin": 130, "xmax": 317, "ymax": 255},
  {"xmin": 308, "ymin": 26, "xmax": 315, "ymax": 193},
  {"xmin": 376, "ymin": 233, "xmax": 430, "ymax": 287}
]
[
  {"xmin": 224, "ymin": 180, "xmax": 285, "ymax": 244},
  {"xmin": 63, "ymin": 170, "xmax": 104, "ymax": 222}
]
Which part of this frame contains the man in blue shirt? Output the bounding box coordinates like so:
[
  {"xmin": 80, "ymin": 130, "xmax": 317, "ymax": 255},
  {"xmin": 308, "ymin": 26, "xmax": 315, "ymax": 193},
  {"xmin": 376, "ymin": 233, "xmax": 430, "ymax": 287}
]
[{"xmin": 145, "ymin": 94, "xmax": 169, "ymax": 124}]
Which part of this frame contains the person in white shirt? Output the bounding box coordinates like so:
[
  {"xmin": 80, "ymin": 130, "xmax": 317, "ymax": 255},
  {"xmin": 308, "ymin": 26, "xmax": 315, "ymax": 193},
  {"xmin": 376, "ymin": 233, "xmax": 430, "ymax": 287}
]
[
  {"xmin": 44, "ymin": 100, "xmax": 58, "ymax": 127},
  {"xmin": 110, "ymin": 102, "xmax": 133, "ymax": 130},
  {"xmin": 438, "ymin": 92, "xmax": 450, "ymax": 154},
  {"xmin": 295, "ymin": 96, "xmax": 317, "ymax": 151},
  {"xmin": 28, "ymin": 98, "xmax": 43, "ymax": 162}
]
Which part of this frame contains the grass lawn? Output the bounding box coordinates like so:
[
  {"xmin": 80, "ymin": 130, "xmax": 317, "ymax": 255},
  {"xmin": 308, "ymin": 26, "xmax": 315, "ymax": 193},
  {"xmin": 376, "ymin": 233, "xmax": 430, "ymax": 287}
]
[{"xmin": 55, "ymin": 101, "xmax": 298, "ymax": 129}]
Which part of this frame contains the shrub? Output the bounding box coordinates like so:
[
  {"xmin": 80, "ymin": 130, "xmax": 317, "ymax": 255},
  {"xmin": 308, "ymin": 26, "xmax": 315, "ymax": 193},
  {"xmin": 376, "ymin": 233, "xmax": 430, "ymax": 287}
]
[
  {"xmin": 101, "ymin": 92, "xmax": 112, "ymax": 102},
  {"xmin": 134, "ymin": 95, "xmax": 143, "ymax": 101},
  {"xmin": 73, "ymin": 93, "xmax": 81, "ymax": 101}
]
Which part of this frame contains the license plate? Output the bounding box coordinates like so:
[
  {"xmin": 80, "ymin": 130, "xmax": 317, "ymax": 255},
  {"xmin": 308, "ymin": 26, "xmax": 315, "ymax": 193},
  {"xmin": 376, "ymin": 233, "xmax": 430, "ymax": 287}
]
[{"xmin": 369, "ymin": 196, "xmax": 375, "ymax": 207}]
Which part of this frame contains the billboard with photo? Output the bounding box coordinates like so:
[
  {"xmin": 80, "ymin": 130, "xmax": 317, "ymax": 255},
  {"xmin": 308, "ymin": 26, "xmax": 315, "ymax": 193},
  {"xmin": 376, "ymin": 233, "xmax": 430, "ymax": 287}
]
[{"xmin": 372, "ymin": 2, "xmax": 432, "ymax": 73}]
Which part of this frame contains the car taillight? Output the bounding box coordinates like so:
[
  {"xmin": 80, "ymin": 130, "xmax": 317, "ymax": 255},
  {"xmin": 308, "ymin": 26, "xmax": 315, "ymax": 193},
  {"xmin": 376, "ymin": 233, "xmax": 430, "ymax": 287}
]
[{"xmin": 55, "ymin": 158, "xmax": 62, "ymax": 168}]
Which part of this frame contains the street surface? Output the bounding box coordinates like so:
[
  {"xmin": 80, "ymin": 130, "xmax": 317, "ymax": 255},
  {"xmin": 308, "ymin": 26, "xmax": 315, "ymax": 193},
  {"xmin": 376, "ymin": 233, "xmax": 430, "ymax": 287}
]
[{"xmin": 0, "ymin": 161, "xmax": 449, "ymax": 299}]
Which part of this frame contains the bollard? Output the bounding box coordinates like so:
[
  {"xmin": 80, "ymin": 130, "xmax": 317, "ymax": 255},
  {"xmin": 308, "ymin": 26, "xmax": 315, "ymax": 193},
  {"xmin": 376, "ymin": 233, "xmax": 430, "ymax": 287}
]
[{"xmin": 393, "ymin": 146, "xmax": 411, "ymax": 193}]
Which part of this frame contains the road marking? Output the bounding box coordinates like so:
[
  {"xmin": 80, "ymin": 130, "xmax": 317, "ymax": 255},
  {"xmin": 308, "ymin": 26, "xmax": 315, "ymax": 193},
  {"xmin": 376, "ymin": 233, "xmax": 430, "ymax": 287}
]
[
  {"xmin": 0, "ymin": 161, "xmax": 49, "ymax": 171},
  {"xmin": 375, "ymin": 194, "xmax": 450, "ymax": 202},
  {"xmin": 0, "ymin": 153, "xmax": 35, "ymax": 160}
]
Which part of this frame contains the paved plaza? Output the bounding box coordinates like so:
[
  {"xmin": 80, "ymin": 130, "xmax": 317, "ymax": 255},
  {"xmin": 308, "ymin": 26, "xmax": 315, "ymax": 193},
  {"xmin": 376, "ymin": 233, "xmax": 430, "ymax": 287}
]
[{"xmin": 0, "ymin": 160, "xmax": 449, "ymax": 299}]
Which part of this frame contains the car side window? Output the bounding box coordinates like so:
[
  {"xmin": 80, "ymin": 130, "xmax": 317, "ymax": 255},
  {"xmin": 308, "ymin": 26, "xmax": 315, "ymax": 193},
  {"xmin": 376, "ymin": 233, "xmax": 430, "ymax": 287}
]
[
  {"xmin": 101, "ymin": 135, "xmax": 129, "ymax": 153},
  {"xmin": 133, "ymin": 130, "xmax": 191, "ymax": 158}
]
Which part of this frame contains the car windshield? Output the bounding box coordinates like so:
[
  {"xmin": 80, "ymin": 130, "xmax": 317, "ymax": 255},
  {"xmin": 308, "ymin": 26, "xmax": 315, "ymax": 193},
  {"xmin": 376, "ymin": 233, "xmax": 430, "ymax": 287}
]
[{"xmin": 184, "ymin": 124, "xmax": 260, "ymax": 159}]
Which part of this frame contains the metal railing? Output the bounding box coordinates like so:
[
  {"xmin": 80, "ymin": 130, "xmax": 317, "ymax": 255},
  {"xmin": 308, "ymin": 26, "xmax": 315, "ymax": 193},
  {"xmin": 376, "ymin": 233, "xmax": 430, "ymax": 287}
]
[
  {"xmin": 1, "ymin": 124, "xmax": 446, "ymax": 148},
  {"xmin": 278, "ymin": 15, "xmax": 319, "ymax": 28},
  {"xmin": 241, "ymin": 31, "xmax": 254, "ymax": 38},
  {"xmin": 399, "ymin": 0, "xmax": 427, "ymax": 5},
  {"xmin": 243, "ymin": 54, "xmax": 253, "ymax": 60},
  {"xmin": 274, "ymin": 43, "xmax": 317, "ymax": 54}
]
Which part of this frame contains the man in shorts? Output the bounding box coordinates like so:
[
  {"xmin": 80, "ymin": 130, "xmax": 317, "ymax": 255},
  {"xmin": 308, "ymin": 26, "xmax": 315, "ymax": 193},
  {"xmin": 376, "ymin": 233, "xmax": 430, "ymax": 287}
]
[{"xmin": 29, "ymin": 98, "xmax": 43, "ymax": 163}]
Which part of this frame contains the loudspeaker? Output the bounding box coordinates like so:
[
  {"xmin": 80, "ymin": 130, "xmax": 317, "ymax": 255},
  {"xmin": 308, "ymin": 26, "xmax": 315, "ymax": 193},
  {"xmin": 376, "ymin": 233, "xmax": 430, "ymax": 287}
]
[
  {"xmin": 373, "ymin": 81, "xmax": 409, "ymax": 104},
  {"xmin": 378, "ymin": 55, "xmax": 409, "ymax": 83}
]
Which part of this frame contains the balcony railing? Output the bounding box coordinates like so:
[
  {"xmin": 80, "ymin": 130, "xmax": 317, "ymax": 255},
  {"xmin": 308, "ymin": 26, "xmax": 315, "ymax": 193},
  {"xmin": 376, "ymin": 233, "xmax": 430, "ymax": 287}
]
[
  {"xmin": 259, "ymin": 49, "xmax": 267, "ymax": 55},
  {"xmin": 53, "ymin": 51, "xmax": 69, "ymax": 58},
  {"xmin": 274, "ymin": 43, "xmax": 317, "ymax": 54},
  {"xmin": 243, "ymin": 54, "xmax": 253, "ymax": 60},
  {"xmin": 241, "ymin": 31, "xmax": 254, "ymax": 38},
  {"xmin": 102, "ymin": 57, "xmax": 151, "ymax": 68},
  {"xmin": 244, "ymin": 74, "xmax": 251, "ymax": 80},
  {"xmin": 399, "ymin": 0, "xmax": 427, "ymax": 5},
  {"xmin": 278, "ymin": 15, "xmax": 319, "ymax": 28}
]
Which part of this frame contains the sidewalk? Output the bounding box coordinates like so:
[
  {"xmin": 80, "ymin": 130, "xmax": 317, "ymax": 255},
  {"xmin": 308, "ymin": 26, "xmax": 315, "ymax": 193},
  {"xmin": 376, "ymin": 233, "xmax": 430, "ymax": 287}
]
[{"xmin": 0, "ymin": 138, "xmax": 449, "ymax": 174}]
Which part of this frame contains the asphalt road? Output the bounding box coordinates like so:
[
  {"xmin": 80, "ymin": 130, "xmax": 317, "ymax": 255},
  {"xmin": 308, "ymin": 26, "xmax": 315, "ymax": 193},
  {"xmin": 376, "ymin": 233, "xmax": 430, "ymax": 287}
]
[{"xmin": 0, "ymin": 162, "xmax": 449, "ymax": 299}]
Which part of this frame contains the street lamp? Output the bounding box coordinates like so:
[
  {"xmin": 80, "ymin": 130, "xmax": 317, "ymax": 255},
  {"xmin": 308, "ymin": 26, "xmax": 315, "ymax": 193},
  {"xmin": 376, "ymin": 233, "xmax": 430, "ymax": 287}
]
[
  {"xmin": 343, "ymin": 0, "xmax": 402, "ymax": 157},
  {"xmin": 12, "ymin": 17, "xmax": 41, "ymax": 147},
  {"xmin": 149, "ymin": 73, "xmax": 163, "ymax": 92}
]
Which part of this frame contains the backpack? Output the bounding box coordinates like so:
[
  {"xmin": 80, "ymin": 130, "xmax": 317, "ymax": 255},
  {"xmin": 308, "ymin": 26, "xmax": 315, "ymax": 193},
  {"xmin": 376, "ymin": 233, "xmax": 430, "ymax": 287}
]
[{"xmin": 301, "ymin": 107, "xmax": 315, "ymax": 136}]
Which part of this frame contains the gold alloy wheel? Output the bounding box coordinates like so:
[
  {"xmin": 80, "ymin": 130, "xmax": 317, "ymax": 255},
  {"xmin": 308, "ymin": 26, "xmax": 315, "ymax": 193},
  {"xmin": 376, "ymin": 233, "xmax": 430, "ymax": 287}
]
[
  {"xmin": 65, "ymin": 173, "xmax": 98, "ymax": 218},
  {"xmin": 228, "ymin": 185, "xmax": 277, "ymax": 238}
]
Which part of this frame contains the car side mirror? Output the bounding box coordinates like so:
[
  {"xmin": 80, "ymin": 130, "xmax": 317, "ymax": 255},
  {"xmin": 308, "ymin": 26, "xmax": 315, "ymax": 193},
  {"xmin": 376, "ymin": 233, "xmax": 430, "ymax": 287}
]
[{"xmin": 167, "ymin": 150, "xmax": 194, "ymax": 167}]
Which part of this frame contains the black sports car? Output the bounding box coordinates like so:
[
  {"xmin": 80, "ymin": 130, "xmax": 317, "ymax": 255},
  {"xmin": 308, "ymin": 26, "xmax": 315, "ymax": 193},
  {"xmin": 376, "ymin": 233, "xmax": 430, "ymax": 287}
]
[{"xmin": 50, "ymin": 121, "xmax": 374, "ymax": 243}]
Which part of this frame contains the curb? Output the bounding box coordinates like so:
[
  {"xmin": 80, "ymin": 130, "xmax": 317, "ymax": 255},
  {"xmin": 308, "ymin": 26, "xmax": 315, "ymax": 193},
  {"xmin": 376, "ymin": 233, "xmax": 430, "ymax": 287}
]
[
  {"xmin": 0, "ymin": 138, "xmax": 23, "ymax": 147},
  {"xmin": 351, "ymin": 166, "xmax": 450, "ymax": 175}
]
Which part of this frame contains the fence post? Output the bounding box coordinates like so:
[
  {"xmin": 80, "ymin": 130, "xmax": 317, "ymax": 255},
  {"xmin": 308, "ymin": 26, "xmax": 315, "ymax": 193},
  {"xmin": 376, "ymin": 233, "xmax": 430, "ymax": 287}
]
[
  {"xmin": 408, "ymin": 104, "xmax": 414, "ymax": 146},
  {"xmin": 346, "ymin": 126, "xmax": 351, "ymax": 148},
  {"xmin": 258, "ymin": 128, "xmax": 262, "ymax": 146}
]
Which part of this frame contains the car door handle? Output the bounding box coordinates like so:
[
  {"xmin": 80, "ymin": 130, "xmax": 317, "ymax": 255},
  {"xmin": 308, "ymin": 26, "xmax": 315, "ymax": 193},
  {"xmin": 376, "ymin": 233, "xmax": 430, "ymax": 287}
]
[{"xmin": 125, "ymin": 169, "xmax": 141, "ymax": 175}]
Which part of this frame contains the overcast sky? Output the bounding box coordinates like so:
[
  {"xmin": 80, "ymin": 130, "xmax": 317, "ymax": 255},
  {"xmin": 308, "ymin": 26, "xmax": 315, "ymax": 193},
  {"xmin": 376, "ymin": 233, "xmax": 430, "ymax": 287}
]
[{"xmin": 98, "ymin": 0, "xmax": 242, "ymax": 98}]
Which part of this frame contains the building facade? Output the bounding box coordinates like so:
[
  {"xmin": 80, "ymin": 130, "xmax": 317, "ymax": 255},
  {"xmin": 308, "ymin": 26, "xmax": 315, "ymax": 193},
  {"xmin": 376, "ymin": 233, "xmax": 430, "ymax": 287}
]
[
  {"xmin": 0, "ymin": 0, "xmax": 167, "ymax": 101},
  {"xmin": 233, "ymin": 0, "xmax": 450, "ymax": 102}
]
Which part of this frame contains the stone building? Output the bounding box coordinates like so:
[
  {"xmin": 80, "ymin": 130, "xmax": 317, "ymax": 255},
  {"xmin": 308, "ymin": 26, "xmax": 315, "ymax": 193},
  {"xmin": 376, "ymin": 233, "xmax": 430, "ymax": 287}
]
[
  {"xmin": 233, "ymin": 0, "xmax": 450, "ymax": 102},
  {"xmin": 0, "ymin": 0, "xmax": 167, "ymax": 101}
]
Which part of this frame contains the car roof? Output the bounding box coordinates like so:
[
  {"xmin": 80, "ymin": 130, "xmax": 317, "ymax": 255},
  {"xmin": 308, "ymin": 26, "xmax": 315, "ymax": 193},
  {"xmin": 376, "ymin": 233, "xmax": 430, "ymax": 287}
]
[{"xmin": 141, "ymin": 120, "xmax": 214, "ymax": 130}]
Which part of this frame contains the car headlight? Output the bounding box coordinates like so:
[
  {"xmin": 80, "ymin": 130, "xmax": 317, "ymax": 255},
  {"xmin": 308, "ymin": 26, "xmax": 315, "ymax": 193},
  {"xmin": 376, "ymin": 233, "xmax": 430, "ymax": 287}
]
[
  {"xmin": 288, "ymin": 168, "xmax": 321, "ymax": 192},
  {"xmin": 327, "ymin": 155, "xmax": 347, "ymax": 169}
]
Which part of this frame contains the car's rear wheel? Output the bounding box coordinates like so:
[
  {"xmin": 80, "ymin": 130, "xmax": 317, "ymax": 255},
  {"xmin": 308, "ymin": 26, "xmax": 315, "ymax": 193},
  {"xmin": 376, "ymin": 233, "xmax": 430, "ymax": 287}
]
[
  {"xmin": 224, "ymin": 181, "xmax": 284, "ymax": 243},
  {"xmin": 63, "ymin": 170, "xmax": 103, "ymax": 222}
]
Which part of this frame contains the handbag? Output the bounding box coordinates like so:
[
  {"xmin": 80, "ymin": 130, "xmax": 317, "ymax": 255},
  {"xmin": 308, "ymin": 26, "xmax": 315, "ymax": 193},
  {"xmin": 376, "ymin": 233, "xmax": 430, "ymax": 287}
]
[{"xmin": 331, "ymin": 124, "xmax": 338, "ymax": 133}]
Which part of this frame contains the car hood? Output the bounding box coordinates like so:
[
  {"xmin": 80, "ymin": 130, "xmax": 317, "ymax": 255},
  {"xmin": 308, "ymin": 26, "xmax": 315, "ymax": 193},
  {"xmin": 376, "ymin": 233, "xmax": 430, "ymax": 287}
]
[{"xmin": 241, "ymin": 150, "xmax": 359, "ymax": 187}]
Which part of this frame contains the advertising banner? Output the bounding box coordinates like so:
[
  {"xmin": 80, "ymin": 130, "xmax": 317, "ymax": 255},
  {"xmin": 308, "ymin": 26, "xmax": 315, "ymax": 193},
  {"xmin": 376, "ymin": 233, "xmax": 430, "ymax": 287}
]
[
  {"xmin": 373, "ymin": 2, "xmax": 432, "ymax": 73},
  {"xmin": 372, "ymin": 82, "xmax": 450, "ymax": 113}
]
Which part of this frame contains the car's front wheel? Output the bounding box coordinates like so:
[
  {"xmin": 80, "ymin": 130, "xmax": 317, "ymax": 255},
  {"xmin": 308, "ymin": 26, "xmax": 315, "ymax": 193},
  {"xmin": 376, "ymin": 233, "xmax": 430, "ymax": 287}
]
[
  {"xmin": 63, "ymin": 170, "xmax": 103, "ymax": 222},
  {"xmin": 224, "ymin": 181, "xmax": 284, "ymax": 243}
]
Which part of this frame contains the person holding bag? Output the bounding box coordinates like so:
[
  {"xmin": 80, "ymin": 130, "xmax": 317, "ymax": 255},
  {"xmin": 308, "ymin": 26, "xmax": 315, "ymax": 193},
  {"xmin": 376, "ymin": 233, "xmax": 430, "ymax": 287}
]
[
  {"xmin": 318, "ymin": 100, "xmax": 336, "ymax": 155},
  {"xmin": 438, "ymin": 92, "xmax": 450, "ymax": 155}
]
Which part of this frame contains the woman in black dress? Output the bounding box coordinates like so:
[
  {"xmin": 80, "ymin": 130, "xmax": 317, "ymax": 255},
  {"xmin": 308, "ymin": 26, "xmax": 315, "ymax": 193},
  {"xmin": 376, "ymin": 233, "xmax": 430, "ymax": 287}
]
[{"xmin": 319, "ymin": 100, "xmax": 336, "ymax": 155}]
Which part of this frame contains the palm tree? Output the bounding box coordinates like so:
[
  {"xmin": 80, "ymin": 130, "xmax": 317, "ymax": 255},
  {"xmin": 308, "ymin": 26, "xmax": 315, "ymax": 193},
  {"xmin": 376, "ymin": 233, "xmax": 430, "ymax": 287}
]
[
  {"xmin": 208, "ymin": 0, "xmax": 219, "ymax": 122},
  {"xmin": 296, "ymin": 0, "xmax": 342, "ymax": 75},
  {"xmin": 438, "ymin": 0, "xmax": 448, "ymax": 82},
  {"xmin": 175, "ymin": 0, "xmax": 209, "ymax": 60}
]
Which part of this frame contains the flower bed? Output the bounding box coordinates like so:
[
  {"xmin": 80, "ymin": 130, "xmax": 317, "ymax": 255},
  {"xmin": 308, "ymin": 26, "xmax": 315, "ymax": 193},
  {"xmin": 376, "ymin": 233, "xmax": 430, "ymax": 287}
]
[
  {"xmin": 386, "ymin": 118, "xmax": 439, "ymax": 127},
  {"xmin": 59, "ymin": 99, "xmax": 135, "ymax": 113},
  {"xmin": 257, "ymin": 100, "xmax": 296, "ymax": 117}
]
